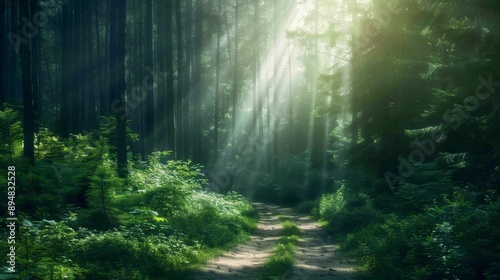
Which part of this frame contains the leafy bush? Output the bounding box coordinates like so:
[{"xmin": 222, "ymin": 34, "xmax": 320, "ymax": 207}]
[
  {"xmin": 319, "ymin": 184, "xmax": 347, "ymax": 222},
  {"xmin": 343, "ymin": 198, "xmax": 500, "ymax": 280},
  {"xmin": 130, "ymin": 152, "xmax": 204, "ymax": 217},
  {"xmin": 173, "ymin": 191, "xmax": 257, "ymax": 247}
]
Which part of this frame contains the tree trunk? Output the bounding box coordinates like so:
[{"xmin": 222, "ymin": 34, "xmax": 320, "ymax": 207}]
[
  {"xmin": 272, "ymin": 0, "xmax": 278, "ymax": 166},
  {"xmin": 110, "ymin": 0, "xmax": 127, "ymax": 176},
  {"xmin": 214, "ymin": 0, "xmax": 221, "ymax": 162},
  {"xmin": 175, "ymin": 0, "xmax": 184, "ymax": 159},
  {"xmin": 252, "ymin": 0, "xmax": 258, "ymax": 136},
  {"xmin": 0, "ymin": 0, "xmax": 5, "ymax": 103},
  {"xmin": 8, "ymin": 0, "xmax": 18, "ymax": 101},
  {"xmin": 87, "ymin": 0, "xmax": 97, "ymax": 126},
  {"xmin": 145, "ymin": 0, "xmax": 154, "ymax": 156},
  {"xmin": 232, "ymin": 2, "xmax": 239, "ymax": 149},
  {"xmin": 71, "ymin": 0, "xmax": 81, "ymax": 133},
  {"xmin": 165, "ymin": 0, "xmax": 175, "ymax": 153},
  {"xmin": 19, "ymin": 0, "xmax": 34, "ymax": 164},
  {"xmin": 61, "ymin": 0, "xmax": 70, "ymax": 137},
  {"xmin": 193, "ymin": 0, "xmax": 202, "ymax": 163},
  {"xmin": 183, "ymin": 0, "xmax": 192, "ymax": 159},
  {"xmin": 94, "ymin": 0, "xmax": 103, "ymax": 118}
]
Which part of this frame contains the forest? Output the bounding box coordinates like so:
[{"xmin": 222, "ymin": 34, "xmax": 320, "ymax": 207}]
[{"xmin": 0, "ymin": 0, "xmax": 499, "ymax": 279}]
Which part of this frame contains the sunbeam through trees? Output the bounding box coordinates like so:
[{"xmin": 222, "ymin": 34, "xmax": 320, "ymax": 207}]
[{"xmin": 0, "ymin": 0, "xmax": 499, "ymax": 279}]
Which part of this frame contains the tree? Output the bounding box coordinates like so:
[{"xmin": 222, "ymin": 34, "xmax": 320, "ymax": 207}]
[
  {"xmin": 145, "ymin": 0, "xmax": 154, "ymax": 157},
  {"xmin": 0, "ymin": 0, "xmax": 5, "ymax": 104},
  {"xmin": 183, "ymin": 0, "xmax": 193, "ymax": 160},
  {"xmin": 18, "ymin": 0, "xmax": 35, "ymax": 164},
  {"xmin": 165, "ymin": 0, "xmax": 175, "ymax": 153},
  {"xmin": 214, "ymin": 0, "xmax": 222, "ymax": 162},
  {"xmin": 29, "ymin": 0, "xmax": 40, "ymax": 133},
  {"xmin": 175, "ymin": 0, "xmax": 184, "ymax": 159},
  {"xmin": 109, "ymin": 0, "xmax": 127, "ymax": 176},
  {"xmin": 192, "ymin": 0, "xmax": 203, "ymax": 163},
  {"xmin": 232, "ymin": 1, "xmax": 239, "ymax": 149},
  {"xmin": 61, "ymin": 1, "xmax": 71, "ymax": 137}
]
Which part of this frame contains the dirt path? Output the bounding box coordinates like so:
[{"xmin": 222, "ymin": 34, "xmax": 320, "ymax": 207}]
[{"xmin": 190, "ymin": 203, "xmax": 359, "ymax": 280}]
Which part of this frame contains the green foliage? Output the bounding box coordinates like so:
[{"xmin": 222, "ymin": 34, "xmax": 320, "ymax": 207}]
[
  {"xmin": 129, "ymin": 152, "xmax": 204, "ymax": 217},
  {"xmin": 173, "ymin": 191, "xmax": 257, "ymax": 247},
  {"xmin": 0, "ymin": 119, "xmax": 258, "ymax": 279},
  {"xmin": 81, "ymin": 159, "xmax": 122, "ymax": 230},
  {"xmin": 342, "ymin": 197, "xmax": 500, "ymax": 280},
  {"xmin": 280, "ymin": 221, "xmax": 301, "ymax": 237},
  {"xmin": 34, "ymin": 128, "xmax": 67, "ymax": 160},
  {"xmin": 0, "ymin": 107, "xmax": 23, "ymax": 165},
  {"xmin": 319, "ymin": 184, "xmax": 347, "ymax": 222}
]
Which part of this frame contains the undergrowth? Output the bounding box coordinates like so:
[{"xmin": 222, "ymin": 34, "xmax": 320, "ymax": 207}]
[{"xmin": 0, "ymin": 116, "xmax": 258, "ymax": 280}]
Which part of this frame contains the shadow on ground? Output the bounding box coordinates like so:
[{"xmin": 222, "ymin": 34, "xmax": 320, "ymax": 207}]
[{"xmin": 188, "ymin": 203, "xmax": 361, "ymax": 280}]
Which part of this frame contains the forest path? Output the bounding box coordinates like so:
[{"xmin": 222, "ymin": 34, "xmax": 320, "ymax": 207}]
[{"xmin": 190, "ymin": 202, "xmax": 359, "ymax": 280}]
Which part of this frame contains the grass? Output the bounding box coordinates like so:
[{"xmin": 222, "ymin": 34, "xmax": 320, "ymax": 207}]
[
  {"xmin": 259, "ymin": 218, "xmax": 301, "ymax": 279},
  {"xmin": 281, "ymin": 220, "xmax": 301, "ymax": 237}
]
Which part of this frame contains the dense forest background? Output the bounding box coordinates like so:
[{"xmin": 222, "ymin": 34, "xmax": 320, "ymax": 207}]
[{"xmin": 0, "ymin": 0, "xmax": 499, "ymax": 279}]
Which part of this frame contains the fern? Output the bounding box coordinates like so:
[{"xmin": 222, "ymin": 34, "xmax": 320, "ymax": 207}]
[{"xmin": 0, "ymin": 108, "xmax": 23, "ymax": 166}]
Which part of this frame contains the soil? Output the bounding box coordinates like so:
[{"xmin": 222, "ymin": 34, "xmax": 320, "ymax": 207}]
[{"xmin": 190, "ymin": 202, "xmax": 359, "ymax": 280}]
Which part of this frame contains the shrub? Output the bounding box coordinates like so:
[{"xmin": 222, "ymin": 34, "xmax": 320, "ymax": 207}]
[
  {"xmin": 319, "ymin": 184, "xmax": 347, "ymax": 222},
  {"xmin": 173, "ymin": 191, "xmax": 257, "ymax": 247},
  {"xmin": 343, "ymin": 198, "xmax": 500, "ymax": 280}
]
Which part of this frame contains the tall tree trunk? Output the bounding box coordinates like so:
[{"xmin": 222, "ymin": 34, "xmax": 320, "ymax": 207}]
[
  {"xmin": 61, "ymin": 1, "xmax": 70, "ymax": 137},
  {"xmin": 94, "ymin": 0, "xmax": 103, "ymax": 118},
  {"xmin": 8, "ymin": 0, "xmax": 18, "ymax": 101},
  {"xmin": 252, "ymin": 0, "xmax": 258, "ymax": 136},
  {"xmin": 165, "ymin": 0, "xmax": 175, "ymax": 153},
  {"xmin": 350, "ymin": 0, "xmax": 359, "ymax": 147},
  {"xmin": 136, "ymin": 1, "xmax": 146, "ymax": 160},
  {"xmin": 155, "ymin": 1, "xmax": 167, "ymax": 151},
  {"xmin": 175, "ymin": 0, "xmax": 184, "ymax": 159},
  {"xmin": 0, "ymin": 0, "xmax": 5, "ymax": 103},
  {"xmin": 310, "ymin": 0, "xmax": 324, "ymax": 170},
  {"xmin": 30, "ymin": 0, "xmax": 40, "ymax": 132},
  {"xmin": 214, "ymin": 0, "xmax": 221, "ymax": 162},
  {"xmin": 81, "ymin": 0, "xmax": 89, "ymax": 129},
  {"xmin": 232, "ymin": 2, "xmax": 239, "ymax": 149},
  {"xmin": 110, "ymin": 0, "xmax": 127, "ymax": 176},
  {"xmin": 193, "ymin": 0, "xmax": 202, "ymax": 163},
  {"xmin": 145, "ymin": 0, "xmax": 154, "ymax": 156},
  {"xmin": 19, "ymin": 0, "xmax": 34, "ymax": 164},
  {"xmin": 71, "ymin": 0, "xmax": 81, "ymax": 133},
  {"xmin": 272, "ymin": 0, "xmax": 278, "ymax": 166},
  {"xmin": 101, "ymin": 0, "xmax": 111, "ymax": 116},
  {"xmin": 87, "ymin": 0, "xmax": 97, "ymax": 126},
  {"xmin": 183, "ymin": 0, "xmax": 192, "ymax": 159}
]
